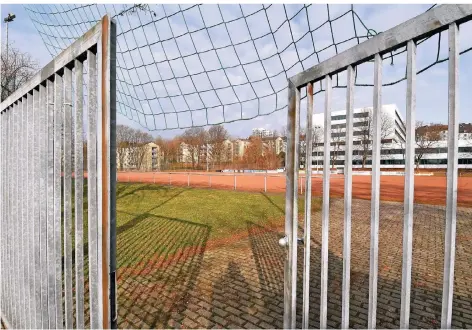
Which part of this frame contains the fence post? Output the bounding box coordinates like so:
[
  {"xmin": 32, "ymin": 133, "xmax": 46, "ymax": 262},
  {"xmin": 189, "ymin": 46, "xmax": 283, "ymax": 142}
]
[
  {"xmin": 187, "ymin": 173, "xmax": 190, "ymax": 187},
  {"xmin": 209, "ymin": 174, "xmax": 212, "ymax": 188},
  {"xmin": 169, "ymin": 173, "xmax": 171, "ymax": 186},
  {"xmin": 234, "ymin": 174, "xmax": 236, "ymax": 190},
  {"xmin": 153, "ymin": 172, "xmax": 155, "ymax": 184},
  {"xmin": 264, "ymin": 174, "xmax": 267, "ymax": 192}
]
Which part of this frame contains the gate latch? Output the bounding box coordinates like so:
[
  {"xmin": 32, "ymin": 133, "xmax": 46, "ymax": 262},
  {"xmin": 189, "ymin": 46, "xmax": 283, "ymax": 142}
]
[{"xmin": 278, "ymin": 236, "xmax": 304, "ymax": 247}]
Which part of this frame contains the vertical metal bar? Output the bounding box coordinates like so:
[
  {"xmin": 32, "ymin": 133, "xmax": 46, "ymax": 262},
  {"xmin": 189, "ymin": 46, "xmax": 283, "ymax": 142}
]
[
  {"xmin": 0, "ymin": 110, "xmax": 3, "ymax": 326},
  {"xmin": 39, "ymin": 83, "xmax": 49, "ymax": 329},
  {"xmin": 10, "ymin": 102, "xmax": 17, "ymax": 328},
  {"xmin": 209, "ymin": 174, "xmax": 212, "ymax": 187},
  {"xmin": 342, "ymin": 65, "xmax": 355, "ymax": 329},
  {"xmin": 6, "ymin": 108, "xmax": 11, "ymax": 324},
  {"xmin": 13, "ymin": 101, "xmax": 19, "ymax": 328},
  {"xmin": 284, "ymin": 80, "xmax": 299, "ymax": 329},
  {"xmin": 33, "ymin": 88, "xmax": 42, "ymax": 327},
  {"xmin": 0, "ymin": 111, "xmax": 3, "ymax": 325},
  {"xmin": 54, "ymin": 73, "xmax": 64, "ymax": 329},
  {"xmin": 21, "ymin": 97, "xmax": 28, "ymax": 329},
  {"xmin": 169, "ymin": 173, "xmax": 171, "ymax": 185},
  {"xmin": 9, "ymin": 103, "xmax": 14, "ymax": 328},
  {"xmin": 27, "ymin": 93, "xmax": 34, "ymax": 329},
  {"xmin": 368, "ymin": 53, "xmax": 383, "ymax": 329},
  {"xmin": 74, "ymin": 59, "xmax": 85, "ymax": 330},
  {"xmin": 87, "ymin": 49, "xmax": 100, "ymax": 330},
  {"xmin": 320, "ymin": 74, "xmax": 332, "ymax": 329},
  {"xmin": 9, "ymin": 107, "xmax": 14, "ymax": 325},
  {"xmin": 441, "ymin": 22, "xmax": 459, "ymax": 329},
  {"xmin": 47, "ymin": 79, "xmax": 57, "ymax": 329},
  {"xmin": 23, "ymin": 99, "xmax": 30, "ymax": 330},
  {"xmin": 63, "ymin": 67, "xmax": 73, "ymax": 329},
  {"xmin": 302, "ymin": 82, "xmax": 314, "ymax": 329},
  {"xmin": 101, "ymin": 16, "xmax": 117, "ymax": 328},
  {"xmin": 188, "ymin": 173, "xmax": 190, "ymax": 186},
  {"xmin": 97, "ymin": 29, "xmax": 105, "ymax": 330},
  {"xmin": 400, "ymin": 40, "xmax": 416, "ymax": 329},
  {"xmin": 6, "ymin": 107, "xmax": 11, "ymax": 325},
  {"xmin": 0, "ymin": 111, "xmax": 3, "ymax": 323},
  {"xmin": 234, "ymin": 174, "xmax": 236, "ymax": 190}
]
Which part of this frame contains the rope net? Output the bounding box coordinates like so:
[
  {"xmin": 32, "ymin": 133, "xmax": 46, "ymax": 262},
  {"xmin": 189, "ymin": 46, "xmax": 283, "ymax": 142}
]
[{"xmin": 24, "ymin": 4, "xmax": 469, "ymax": 131}]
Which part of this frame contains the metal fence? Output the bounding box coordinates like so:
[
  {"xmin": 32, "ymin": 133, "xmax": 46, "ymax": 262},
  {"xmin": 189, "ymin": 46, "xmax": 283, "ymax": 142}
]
[
  {"xmin": 283, "ymin": 4, "xmax": 472, "ymax": 329},
  {"xmin": 115, "ymin": 171, "xmax": 319, "ymax": 193},
  {"xmin": 0, "ymin": 16, "xmax": 116, "ymax": 329}
]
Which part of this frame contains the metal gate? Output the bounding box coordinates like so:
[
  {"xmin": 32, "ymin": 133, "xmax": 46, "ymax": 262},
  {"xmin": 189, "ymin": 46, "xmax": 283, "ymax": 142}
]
[
  {"xmin": 0, "ymin": 16, "xmax": 116, "ymax": 329},
  {"xmin": 283, "ymin": 5, "xmax": 472, "ymax": 329}
]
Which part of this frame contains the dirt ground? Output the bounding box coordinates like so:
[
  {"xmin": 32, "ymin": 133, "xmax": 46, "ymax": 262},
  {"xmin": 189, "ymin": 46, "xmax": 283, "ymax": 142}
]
[{"xmin": 116, "ymin": 172, "xmax": 472, "ymax": 207}]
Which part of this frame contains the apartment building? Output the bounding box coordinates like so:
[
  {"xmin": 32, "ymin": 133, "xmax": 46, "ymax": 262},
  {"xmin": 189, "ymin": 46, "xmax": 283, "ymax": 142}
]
[
  {"xmin": 117, "ymin": 142, "xmax": 161, "ymax": 171},
  {"xmin": 252, "ymin": 128, "xmax": 274, "ymax": 138},
  {"xmin": 310, "ymin": 104, "xmax": 472, "ymax": 169}
]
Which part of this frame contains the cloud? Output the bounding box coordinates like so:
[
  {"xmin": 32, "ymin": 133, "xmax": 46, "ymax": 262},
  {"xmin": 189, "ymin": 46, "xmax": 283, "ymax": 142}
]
[{"xmin": 4, "ymin": 4, "xmax": 472, "ymax": 139}]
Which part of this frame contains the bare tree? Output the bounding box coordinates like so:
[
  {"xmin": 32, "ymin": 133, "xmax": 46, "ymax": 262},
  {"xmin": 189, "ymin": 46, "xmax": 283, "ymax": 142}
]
[
  {"xmin": 156, "ymin": 136, "xmax": 181, "ymax": 170},
  {"xmin": 1, "ymin": 43, "xmax": 39, "ymax": 102},
  {"xmin": 353, "ymin": 108, "xmax": 395, "ymax": 168},
  {"xmin": 116, "ymin": 125, "xmax": 134, "ymax": 171},
  {"xmin": 129, "ymin": 130, "xmax": 153, "ymax": 170},
  {"xmin": 330, "ymin": 125, "xmax": 344, "ymax": 169},
  {"xmin": 207, "ymin": 125, "xmax": 229, "ymax": 168},
  {"xmin": 312, "ymin": 125, "xmax": 324, "ymax": 170},
  {"xmin": 181, "ymin": 127, "xmax": 207, "ymax": 169},
  {"xmin": 415, "ymin": 122, "xmax": 442, "ymax": 169}
]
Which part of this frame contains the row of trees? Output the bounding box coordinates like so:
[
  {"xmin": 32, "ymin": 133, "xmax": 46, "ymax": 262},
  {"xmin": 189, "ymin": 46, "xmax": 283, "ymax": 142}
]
[{"xmin": 155, "ymin": 125, "xmax": 284, "ymax": 171}]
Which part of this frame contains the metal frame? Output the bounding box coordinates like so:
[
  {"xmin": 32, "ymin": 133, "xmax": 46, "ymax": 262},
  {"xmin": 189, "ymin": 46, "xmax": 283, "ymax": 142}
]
[
  {"xmin": 0, "ymin": 16, "xmax": 116, "ymax": 329},
  {"xmin": 283, "ymin": 4, "xmax": 472, "ymax": 329}
]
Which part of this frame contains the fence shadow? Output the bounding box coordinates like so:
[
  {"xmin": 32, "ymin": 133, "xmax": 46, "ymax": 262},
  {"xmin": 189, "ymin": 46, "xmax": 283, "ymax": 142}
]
[
  {"xmin": 246, "ymin": 204, "xmax": 472, "ymax": 329},
  {"xmin": 116, "ymin": 213, "xmax": 210, "ymax": 328}
]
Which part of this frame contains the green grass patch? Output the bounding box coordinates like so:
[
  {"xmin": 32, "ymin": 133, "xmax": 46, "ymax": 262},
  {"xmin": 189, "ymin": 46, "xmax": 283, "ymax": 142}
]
[{"xmin": 115, "ymin": 183, "xmax": 320, "ymax": 268}]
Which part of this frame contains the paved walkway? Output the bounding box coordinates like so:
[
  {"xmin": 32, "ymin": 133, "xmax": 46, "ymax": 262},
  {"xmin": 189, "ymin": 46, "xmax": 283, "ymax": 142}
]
[{"xmin": 117, "ymin": 199, "xmax": 472, "ymax": 329}]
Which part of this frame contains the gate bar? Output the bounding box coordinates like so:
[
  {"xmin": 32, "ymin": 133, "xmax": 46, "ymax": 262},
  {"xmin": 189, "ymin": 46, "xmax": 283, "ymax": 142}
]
[
  {"xmin": 74, "ymin": 59, "xmax": 85, "ymax": 329},
  {"xmin": 400, "ymin": 39, "xmax": 416, "ymax": 329},
  {"xmin": 39, "ymin": 83, "xmax": 49, "ymax": 330},
  {"xmin": 54, "ymin": 73, "xmax": 64, "ymax": 329},
  {"xmin": 14, "ymin": 100, "xmax": 20, "ymax": 327},
  {"xmin": 341, "ymin": 65, "xmax": 354, "ymax": 329},
  {"xmin": 46, "ymin": 78, "xmax": 57, "ymax": 329},
  {"xmin": 289, "ymin": 5, "xmax": 472, "ymax": 88},
  {"xmin": 0, "ymin": 108, "xmax": 3, "ymax": 327},
  {"xmin": 368, "ymin": 53, "xmax": 382, "ymax": 329},
  {"xmin": 64, "ymin": 67, "xmax": 74, "ymax": 329},
  {"xmin": 284, "ymin": 80, "xmax": 300, "ymax": 329},
  {"xmin": 27, "ymin": 93, "xmax": 34, "ymax": 328},
  {"xmin": 302, "ymin": 82, "xmax": 314, "ymax": 329},
  {"xmin": 88, "ymin": 49, "xmax": 100, "ymax": 330},
  {"xmin": 320, "ymin": 74, "xmax": 332, "ymax": 329},
  {"xmin": 441, "ymin": 22, "xmax": 459, "ymax": 329}
]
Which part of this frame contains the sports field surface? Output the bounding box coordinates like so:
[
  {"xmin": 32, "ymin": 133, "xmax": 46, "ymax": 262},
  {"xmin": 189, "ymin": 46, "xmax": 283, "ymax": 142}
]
[
  {"xmin": 116, "ymin": 171, "xmax": 472, "ymax": 207},
  {"xmin": 115, "ymin": 183, "xmax": 472, "ymax": 329}
]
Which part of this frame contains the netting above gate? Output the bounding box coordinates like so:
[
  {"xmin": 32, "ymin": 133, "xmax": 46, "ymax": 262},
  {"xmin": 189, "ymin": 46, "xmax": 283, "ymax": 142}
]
[{"xmin": 24, "ymin": 4, "xmax": 471, "ymax": 130}]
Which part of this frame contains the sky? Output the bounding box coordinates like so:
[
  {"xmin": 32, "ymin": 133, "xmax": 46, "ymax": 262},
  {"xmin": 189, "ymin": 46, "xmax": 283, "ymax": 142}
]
[{"xmin": 2, "ymin": 4, "xmax": 472, "ymax": 140}]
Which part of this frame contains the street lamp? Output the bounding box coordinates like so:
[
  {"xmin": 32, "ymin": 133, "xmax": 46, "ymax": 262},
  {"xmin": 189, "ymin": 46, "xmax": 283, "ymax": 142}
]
[
  {"xmin": 4, "ymin": 13, "xmax": 16, "ymax": 55},
  {"xmin": 4, "ymin": 13, "xmax": 15, "ymax": 95}
]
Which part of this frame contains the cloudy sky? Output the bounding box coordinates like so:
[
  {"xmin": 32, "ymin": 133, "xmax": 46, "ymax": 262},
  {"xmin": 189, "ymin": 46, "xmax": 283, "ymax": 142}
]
[{"xmin": 2, "ymin": 4, "xmax": 472, "ymax": 139}]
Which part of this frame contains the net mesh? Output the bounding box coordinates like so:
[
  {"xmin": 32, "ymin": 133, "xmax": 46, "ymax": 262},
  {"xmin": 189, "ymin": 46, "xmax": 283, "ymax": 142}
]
[{"xmin": 24, "ymin": 4, "xmax": 471, "ymax": 131}]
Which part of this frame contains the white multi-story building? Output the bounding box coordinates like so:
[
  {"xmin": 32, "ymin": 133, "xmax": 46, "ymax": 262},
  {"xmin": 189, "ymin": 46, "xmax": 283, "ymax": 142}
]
[
  {"xmin": 252, "ymin": 127, "xmax": 274, "ymax": 138},
  {"xmin": 309, "ymin": 104, "xmax": 472, "ymax": 169}
]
